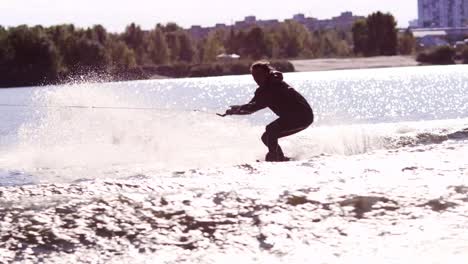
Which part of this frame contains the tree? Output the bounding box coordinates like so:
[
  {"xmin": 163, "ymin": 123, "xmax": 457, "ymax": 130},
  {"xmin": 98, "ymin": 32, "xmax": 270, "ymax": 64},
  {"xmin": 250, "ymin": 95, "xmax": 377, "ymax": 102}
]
[
  {"xmin": 123, "ymin": 23, "xmax": 146, "ymax": 64},
  {"xmin": 416, "ymin": 46, "xmax": 455, "ymax": 65},
  {"xmin": 3, "ymin": 25, "xmax": 61, "ymax": 86},
  {"xmin": 178, "ymin": 32, "xmax": 195, "ymax": 63},
  {"xmin": 0, "ymin": 26, "xmax": 9, "ymax": 60},
  {"xmin": 165, "ymin": 32, "xmax": 181, "ymax": 62},
  {"xmin": 320, "ymin": 30, "xmax": 351, "ymax": 57},
  {"xmin": 318, "ymin": 31, "xmax": 336, "ymax": 57},
  {"xmin": 201, "ymin": 32, "xmax": 224, "ymax": 62},
  {"xmin": 63, "ymin": 36, "xmax": 110, "ymax": 74},
  {"xmin": 352, "ymin": 12, "xmax": 398, "ymax": 56},
  {"xmin": 380, "ymin": 13, "xmax": 398, "ymax": 55},
  {"xmin": 225, "ymin": 28, "xmax": 237, "ymax": 54},
  {"xmin": 46, "ymin": 24, "xmax": 75, "ymax": 48},
  {"xmin": 107, "ymin": 40, "xmax": 136, "ymax": 70},
  {"xmin": 274, "ymin": 21, "xmax": 310, "ymax": 58},
  {"xmin": 0, "ymin": 27, "xmax": 13, "ymax": 86},
  {"xmin": 160, "ymin": 23, "xmax": 183, "ymax": 33},
  {"xmin": 366, "ymin": 12, "xmax": 398, "ymax": 56},
  {"xmin": 157, "ymin": 23, "xmax": 195, "ymax": 63},
  {"xmin": 352, "ymin": 19, "xmax": 368, "ymax": 55},
  {"xmin": 301, "ymin": 30, "xmax": 320, "ymax": 57},
  {"xmin": 398, "ymin": 29, "xmax": 416, "ymax": 55},
  {"xmin": 243, "ymin": 27, "xmax": 270, "ymax": 59},
  {"xmin": 462, "ymin": 46, "xmax": 468, "ymax": 64},
  {"xmin": 148, "ymin": 28, "xmax": 170, "ymax": 64},
  {"xmin": 90, "ymin": 25, "xmax": 108, "ymax": 45}
]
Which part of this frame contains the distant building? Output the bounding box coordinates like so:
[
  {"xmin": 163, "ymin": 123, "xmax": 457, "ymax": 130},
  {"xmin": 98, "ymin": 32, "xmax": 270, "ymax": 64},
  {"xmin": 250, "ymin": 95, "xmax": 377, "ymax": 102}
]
[
  {"xmin": 302, "ymin": 17, "xmax": 319, "ymax": 32},
  {"xmin": 234, "ymin": 16, "xmax": 257, "ymax": 30},
  {"xmin": 304, "ymin": 12, "xmax": 365, "ymax": 31},
  {"xmin": 188, "ymin": 25, "xmax": 210, "ymax": 39},
  {"xmin": 411, "ymin": 27, "xmax": 468, "ymax": 46},
  {"xmin": 330, "ymin": 12, "xmax": 363, "ymax": 30},
  {"xmin": 214, "ymin": 23, "xmax": 227, "ymax": 29},
  {"xmin": 232, "ymin": 15, "xmax": 281, "ymax": 30},
  {"xmin": 187, "ymin": 12, "xmax": 364, "ymax": 40},
  {"xmin": 292, "ymin": 14, "xmax": 307, "ymax": 23},
  {"xmin": 244, "ymin": 16, "xmax": 257, "ymax": 23},
  {"xmin": 412, "ymin": 29, "xmax": 449, "ymax": 47},
  {"xmin": 409, "ymin": 19, "xmax": 420, "ymax": 28},
  {"xmin": 419, "ymin": 35, "xmax": 450, "ymax": 48},
  {"xmin": 257, "ymin": 19, "xmax": 280, "ymax": 28},
  {"xmin": 418, "ymin": 0, "xmax": 468, "ymax": 28}
]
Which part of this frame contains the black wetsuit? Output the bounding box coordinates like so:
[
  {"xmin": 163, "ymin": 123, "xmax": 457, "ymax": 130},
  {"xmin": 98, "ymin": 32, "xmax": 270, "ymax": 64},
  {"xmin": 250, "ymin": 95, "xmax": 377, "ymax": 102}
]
[{"xmin": 238, "ymin": 71, "xmax": 314, "ymax": 161}]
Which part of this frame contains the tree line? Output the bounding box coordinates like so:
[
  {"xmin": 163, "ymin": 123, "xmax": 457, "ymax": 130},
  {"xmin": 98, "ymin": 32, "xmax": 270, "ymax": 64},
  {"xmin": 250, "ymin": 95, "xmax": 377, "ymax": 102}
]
[
  {"xmin": 352, "ymin": 11, "xmax": 415, "ymax": 56},
  {"xmin": 0, "ymin": 12, "xmax": 413, "ymax": 87}
]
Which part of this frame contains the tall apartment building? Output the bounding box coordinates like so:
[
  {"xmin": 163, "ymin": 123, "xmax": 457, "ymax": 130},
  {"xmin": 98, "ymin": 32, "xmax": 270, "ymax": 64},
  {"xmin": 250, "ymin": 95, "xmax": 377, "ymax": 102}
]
[{"xmin": 418, "ymin": 0, "xmax": 468, "ymax": 27}]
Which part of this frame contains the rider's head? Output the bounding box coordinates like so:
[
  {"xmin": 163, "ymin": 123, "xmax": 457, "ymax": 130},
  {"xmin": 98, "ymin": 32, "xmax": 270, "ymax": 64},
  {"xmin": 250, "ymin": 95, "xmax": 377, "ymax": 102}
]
[{"xmin": 250, "ymin": 61, "xmax": 273, "ymax": 86}]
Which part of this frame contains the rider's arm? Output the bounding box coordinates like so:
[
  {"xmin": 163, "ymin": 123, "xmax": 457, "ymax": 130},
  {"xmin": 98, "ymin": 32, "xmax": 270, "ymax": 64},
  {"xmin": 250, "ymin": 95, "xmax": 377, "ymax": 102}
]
[{"xmin": 228, "ymin": 90, "xmax": 268, "ymax": 115}]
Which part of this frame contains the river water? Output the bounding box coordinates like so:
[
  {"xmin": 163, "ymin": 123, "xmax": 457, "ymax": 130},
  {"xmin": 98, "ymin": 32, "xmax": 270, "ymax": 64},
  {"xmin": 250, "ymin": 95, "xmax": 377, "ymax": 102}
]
[{"xmin": 0, "ymin": 65, "xmax": 467, "ymax": 263}]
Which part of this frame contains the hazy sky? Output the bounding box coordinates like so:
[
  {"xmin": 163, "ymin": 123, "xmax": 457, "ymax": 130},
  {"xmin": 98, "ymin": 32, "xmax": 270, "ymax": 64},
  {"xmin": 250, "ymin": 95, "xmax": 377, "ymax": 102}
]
[{"xmin": 1, "ymin": 0, "xmax": 417, "ymax": 32}]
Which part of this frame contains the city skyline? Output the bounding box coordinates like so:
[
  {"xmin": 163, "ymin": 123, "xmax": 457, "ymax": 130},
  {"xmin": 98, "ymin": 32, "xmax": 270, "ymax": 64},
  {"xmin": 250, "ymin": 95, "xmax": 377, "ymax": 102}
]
[
  {"xmin": 418, "ymin": 0, "xmax": 468, "ymax": 27},
  {"xmin": 0, "ymin": 0, "xmax": 416, "ymax": 32}
]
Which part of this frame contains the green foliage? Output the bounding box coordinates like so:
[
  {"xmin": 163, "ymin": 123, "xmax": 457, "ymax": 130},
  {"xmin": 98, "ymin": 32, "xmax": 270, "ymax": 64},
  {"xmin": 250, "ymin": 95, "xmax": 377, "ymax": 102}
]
[
  {"xmin": 367, "ymin": 12, "xmax": 397, "ymax": 56},
  {"xmin": 202, "ymin": 32, "xmax": 224, "ymax": 62},
  {"xmin": 90, "ymin": 25, "xmax": 108, "ymax": 44},
  {"xmin": 147, "ymin": 28, "xmax": 170, "ymax": 64},
  {"xmin": 107, "ymin": 40, "xmax": 136, "ymax": 70},
  {"xmin": 0, "ymin": 26, "xmax": 9, "ymax": 57},
  {"xmin": 153, "ymin": 59, "xmax": 294, "ymax": 78},
  {"xmin": 177, "ymin": 32, "xmax": 195, "ymax": 63},
  {"xmin": 123, "ymin": 23, "xmax": 146, "ymax": 64},
  {"xmin": 0, "ymin": 18, "xmax": 380, "ymax": 87},
  {"xmin": 315, "ymin": 30, "xmax": 352, "ymax": 57},
  {"xmin": 352, "ymin": 12, "xmax": 397, "ymax": 56},
  {"xmin": 274, "ymin": 21, "xmax": 309, "ymax": 58},
  {"xmin": 0, "ymin": 27, "xmax": 12, "ymax": 84},
  {"xmin": 224, "ymin": 29, "xmax": 238, "ymax": 54},
  {"xmin": 225, "ymin": 29, "xmax": 244, "ymax": 55},
  {"xmin": 63, "ymin": 36, "xmax": 110, "ymax": 74},
  {"xmin": 0, "ymin": 25, "xmax": 60, "ymax": 87},
  {"xmin": 398, "ymin": 29, "xmax": 416, "ymax": 55},
  {"xmin": 462, "ymin": 46, "xmax": 468, "ymax": 64},
  {"xmin": 352, "ymin": 19, "xmax": 368, "ymax": 55},
  {"xmin": 244, "ymin": 27, "xmax": 270, "ymax": 59},
  {"xmin": 416, "ymin": 46, "xmax": 455, "ymax": 65},
  {"xmin": 159, "ymin": 23, "xmax": 183, "ymax": 33},
  {"xmin": 165, "ymin": 32, "xmax": 181, "ymax": 62}
]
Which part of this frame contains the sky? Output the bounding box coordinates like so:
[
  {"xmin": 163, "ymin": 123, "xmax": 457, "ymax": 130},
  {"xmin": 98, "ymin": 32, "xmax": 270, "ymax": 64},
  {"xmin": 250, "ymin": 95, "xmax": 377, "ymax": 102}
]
[{"xmin": 0, "ymin": 0, "xmax": 417, "ymax": 32}]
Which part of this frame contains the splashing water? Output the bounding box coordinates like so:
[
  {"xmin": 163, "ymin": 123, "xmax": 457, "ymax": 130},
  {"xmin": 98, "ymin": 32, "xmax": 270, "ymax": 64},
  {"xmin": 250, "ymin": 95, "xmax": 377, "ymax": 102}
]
[{"xmin": 1, "ymin": 84, "xmax": 266, "ymax": 183}]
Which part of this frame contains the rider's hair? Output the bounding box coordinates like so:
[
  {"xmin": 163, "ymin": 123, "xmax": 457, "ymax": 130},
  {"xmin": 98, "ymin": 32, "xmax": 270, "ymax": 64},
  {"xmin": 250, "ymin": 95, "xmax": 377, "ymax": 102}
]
[{"xmin": 250, "ymin": 60, "xmax": 275, "ymax": 73}]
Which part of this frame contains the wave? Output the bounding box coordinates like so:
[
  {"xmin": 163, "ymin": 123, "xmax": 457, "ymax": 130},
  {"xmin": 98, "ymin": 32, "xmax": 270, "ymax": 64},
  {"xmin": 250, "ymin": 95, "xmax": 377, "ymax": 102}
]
[
  {"xmin": 284, "ymin": 120, "xmax": 468, "ymax": 159},
  {"xmin": 386, "ymin": 128, "xmax": 468, "ymax": 148}
]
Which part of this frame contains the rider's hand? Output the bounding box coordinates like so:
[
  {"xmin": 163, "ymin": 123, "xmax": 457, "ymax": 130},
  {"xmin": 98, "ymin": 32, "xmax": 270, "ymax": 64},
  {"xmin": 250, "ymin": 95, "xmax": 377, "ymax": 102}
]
[
  {"xmin": 225, "ymin": 108, "xmax": 236, "ymax": 115},
  {"xmin": 226, "ymin": 105, "xmax": 241, "ymax": 115}
]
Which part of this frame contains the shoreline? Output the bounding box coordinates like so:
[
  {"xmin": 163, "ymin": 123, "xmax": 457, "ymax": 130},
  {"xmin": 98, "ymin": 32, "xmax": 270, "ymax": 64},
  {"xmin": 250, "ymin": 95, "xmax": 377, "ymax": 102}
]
[
  {"xmin": 290, "ymin": 55, "xmax": 420, "ymax": 72},
  {"xmin": 0, "ymin": 56, "xmax": 432, "ymax": 89}
]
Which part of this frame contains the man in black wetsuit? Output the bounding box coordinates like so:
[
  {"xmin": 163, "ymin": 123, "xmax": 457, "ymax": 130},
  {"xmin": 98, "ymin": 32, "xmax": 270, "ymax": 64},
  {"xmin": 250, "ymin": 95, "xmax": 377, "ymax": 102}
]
[{"xmin": 221, "ymin": 61, "xmax": 314, "ymax": 162}]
